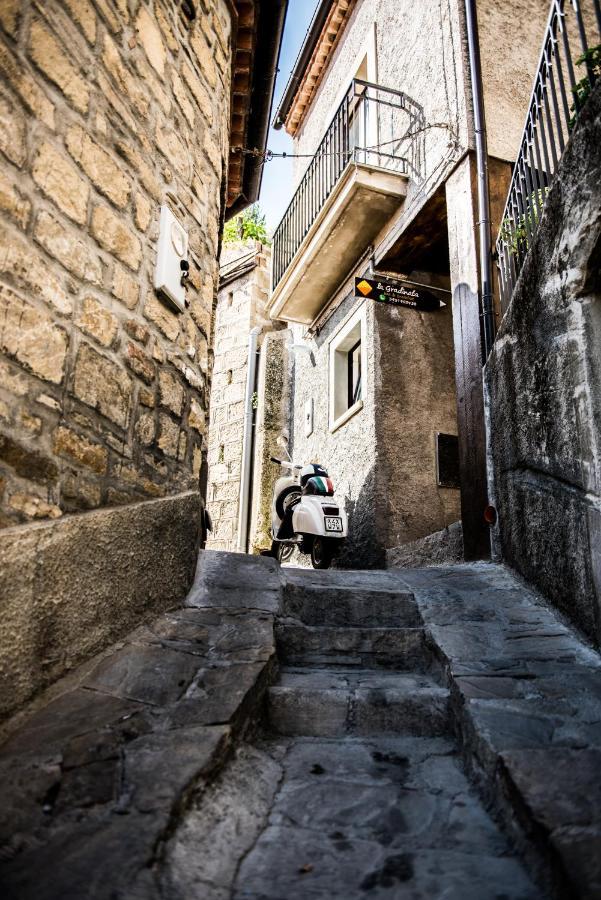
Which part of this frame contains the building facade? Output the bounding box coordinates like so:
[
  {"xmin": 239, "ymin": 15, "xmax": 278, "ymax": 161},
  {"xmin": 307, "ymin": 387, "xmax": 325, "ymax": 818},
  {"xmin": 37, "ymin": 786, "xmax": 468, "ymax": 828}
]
[
  {"xmin": 263, "ymin": 0, "xmax": 550, "ymax": 566},
  {"xmin": 0, "ymin": 0, "xmax": 287, "ymax": 717}
]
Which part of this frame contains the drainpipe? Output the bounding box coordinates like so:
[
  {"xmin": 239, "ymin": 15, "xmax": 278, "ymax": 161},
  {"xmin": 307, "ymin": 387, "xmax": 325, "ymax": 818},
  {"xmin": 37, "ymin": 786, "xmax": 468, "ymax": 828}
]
[
  {"xmin": 237, "ymin": 326, "xmax": 262, "ymax": 553},
  {"xmin": 465, "ymin": 0, "xmax": 495, "ymax": 361}
]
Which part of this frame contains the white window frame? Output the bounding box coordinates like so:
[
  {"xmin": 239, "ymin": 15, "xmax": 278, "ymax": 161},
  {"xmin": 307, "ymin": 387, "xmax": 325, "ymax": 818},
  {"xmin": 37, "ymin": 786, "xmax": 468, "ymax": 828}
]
[{"xmin": 328, "ymin": 304, "xmax": 367, "ymax": 433}]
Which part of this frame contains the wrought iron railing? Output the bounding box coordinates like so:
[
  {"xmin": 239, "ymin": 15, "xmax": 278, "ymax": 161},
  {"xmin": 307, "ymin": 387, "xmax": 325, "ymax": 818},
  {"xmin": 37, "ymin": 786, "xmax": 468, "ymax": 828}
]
[
  {"xmin": 496, "ymin": 0, "xmax": 601, "ymax": 309},
  {"xmin": 272, "ymin": 79, "xmax": 424, "ymax": 289}
]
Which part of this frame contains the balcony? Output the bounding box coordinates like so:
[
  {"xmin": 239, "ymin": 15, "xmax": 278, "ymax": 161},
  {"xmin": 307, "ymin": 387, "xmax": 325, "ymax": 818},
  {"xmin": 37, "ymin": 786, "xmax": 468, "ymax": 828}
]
[{"xmin": 270, "ymin": 80, "xmax": 424, "ymax": 325}]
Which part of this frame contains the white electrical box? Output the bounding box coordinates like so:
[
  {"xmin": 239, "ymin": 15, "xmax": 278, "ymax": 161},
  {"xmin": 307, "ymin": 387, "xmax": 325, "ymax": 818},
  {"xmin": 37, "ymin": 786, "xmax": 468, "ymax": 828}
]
[{"xmin": 154, "ymin": 204, "xmax": 189, "ymax": 312}]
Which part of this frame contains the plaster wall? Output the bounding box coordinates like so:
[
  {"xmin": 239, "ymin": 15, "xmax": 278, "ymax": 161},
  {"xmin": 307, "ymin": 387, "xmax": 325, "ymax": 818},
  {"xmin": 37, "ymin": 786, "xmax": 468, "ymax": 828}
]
[
  {"xmin": 290, "ymin": 0, "xmax": 469, "ymax": 226},
  {"xmin": 485, "ymin": 82, "xmax": 601, "ymax": 645},
  {"xmin": 374, "ymin": 299, "xmax": 461, "ymax": 550},
  {"xmin": 289, "ymin": 294, "xmax": 379, "ymax": 567}
]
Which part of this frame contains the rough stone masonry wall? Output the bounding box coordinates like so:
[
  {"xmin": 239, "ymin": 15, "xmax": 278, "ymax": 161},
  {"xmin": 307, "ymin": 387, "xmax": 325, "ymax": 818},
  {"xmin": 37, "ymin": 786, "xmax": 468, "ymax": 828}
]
[
  {"xmin": 0, "ymin": 0, "xmax": 231, "ymax": 527},
  {"xmin": 485, "ymin": 82, "xmax": 601, "ymax": 646},
  {"xmin": 207, "ymin": 243, "xmax": 271, "ymax": 550}
]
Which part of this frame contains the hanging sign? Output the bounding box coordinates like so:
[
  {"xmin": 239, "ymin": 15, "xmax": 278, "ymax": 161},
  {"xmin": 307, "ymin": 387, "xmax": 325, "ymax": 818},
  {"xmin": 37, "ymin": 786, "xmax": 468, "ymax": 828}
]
[{"xmin": 355, "ymin": 276, "xmax": 446, "ymax": 311}]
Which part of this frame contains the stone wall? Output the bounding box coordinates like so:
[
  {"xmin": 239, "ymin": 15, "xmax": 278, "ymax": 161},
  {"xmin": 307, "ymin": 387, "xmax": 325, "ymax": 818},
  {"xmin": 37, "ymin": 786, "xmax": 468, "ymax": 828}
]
[
  {"xmin": 207, "ymin": 243, "xmax": 271, "ymax": 550},
  {"xmin": 0, "ymin": 0, "xmax": 231, "ymax": 527},
  {"xmin": 485, "ymin": 83, "xmax": 601, "ymax": 645}
]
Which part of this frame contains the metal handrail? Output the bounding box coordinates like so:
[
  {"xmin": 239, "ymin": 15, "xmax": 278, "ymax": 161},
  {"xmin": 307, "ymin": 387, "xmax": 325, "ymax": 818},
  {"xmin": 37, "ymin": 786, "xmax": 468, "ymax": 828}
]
[
  {"xmin": 272, "ymin": 79, "xmax": 424, "ymax": 289},
  {"xmin": 496, "ymin": 0, "xmax": 601, "ymax": 310}
]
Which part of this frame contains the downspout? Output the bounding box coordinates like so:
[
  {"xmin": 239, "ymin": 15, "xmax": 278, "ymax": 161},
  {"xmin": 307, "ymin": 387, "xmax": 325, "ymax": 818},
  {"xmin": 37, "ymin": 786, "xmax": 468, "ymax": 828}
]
[
  {"xmin": 237, "ymin": 326, "xmax": 262, "ymax": 552},
  {"xmin": 465, "ymin": 0, "xmax": 495, "ymax": 361}
]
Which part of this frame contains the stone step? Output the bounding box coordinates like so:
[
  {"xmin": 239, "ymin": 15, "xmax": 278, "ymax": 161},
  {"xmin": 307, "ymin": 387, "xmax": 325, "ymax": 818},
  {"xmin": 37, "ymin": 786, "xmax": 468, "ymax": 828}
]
[
  {"xmin": 268, "ymin": 667, "xmax": 451, "ymax": 738},
  {"xmin": 275, "ymin": 619, "xmax": 431, "ymax": 670},
  {"xmin": 282, "ymin": 578, "xmax": 420, "ymax": 628}
]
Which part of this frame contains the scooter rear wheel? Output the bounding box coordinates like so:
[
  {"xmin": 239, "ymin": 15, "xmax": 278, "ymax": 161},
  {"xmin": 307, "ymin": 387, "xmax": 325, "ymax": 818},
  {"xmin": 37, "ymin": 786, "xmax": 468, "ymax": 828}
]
[{"xmin": 311, "ymin": 537, "xmax": 334, "ymax": 569}]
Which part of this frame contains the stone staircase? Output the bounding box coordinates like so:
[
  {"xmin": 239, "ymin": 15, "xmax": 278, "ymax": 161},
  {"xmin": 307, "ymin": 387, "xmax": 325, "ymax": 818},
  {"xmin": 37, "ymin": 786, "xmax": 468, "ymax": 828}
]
[{"xmin": 270, "ymin": 568, "xmax": 450, "ymax": 739}]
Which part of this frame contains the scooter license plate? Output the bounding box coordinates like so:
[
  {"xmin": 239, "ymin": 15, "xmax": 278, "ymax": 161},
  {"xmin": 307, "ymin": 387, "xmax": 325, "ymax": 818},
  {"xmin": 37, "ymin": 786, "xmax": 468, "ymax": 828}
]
[{"xmin": 324, "ymin": 516, "xmax": 343, "ymax": 532}]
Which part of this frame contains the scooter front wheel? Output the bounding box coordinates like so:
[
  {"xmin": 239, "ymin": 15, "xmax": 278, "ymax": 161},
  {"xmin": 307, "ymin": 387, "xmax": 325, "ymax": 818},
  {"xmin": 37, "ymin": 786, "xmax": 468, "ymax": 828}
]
[
  {"xmin": 276, "ymin": 542, "xmax": 295, "ymax": 564},
  {"xmin": 311, "ymin": 537, "xmax": 334, "ymax": 569}
]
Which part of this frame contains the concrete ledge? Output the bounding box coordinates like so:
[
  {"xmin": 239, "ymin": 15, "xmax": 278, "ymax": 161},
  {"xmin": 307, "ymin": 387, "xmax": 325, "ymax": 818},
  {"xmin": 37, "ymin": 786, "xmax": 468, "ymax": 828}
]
[{"xmin": 0, "ymin": 490, "xmax": 202, "ymax": 720}]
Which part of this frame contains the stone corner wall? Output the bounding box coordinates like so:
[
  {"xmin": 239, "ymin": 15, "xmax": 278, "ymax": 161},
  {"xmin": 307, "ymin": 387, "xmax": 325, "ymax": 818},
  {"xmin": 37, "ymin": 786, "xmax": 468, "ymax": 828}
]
[
  {"xmin": 485, "ymin": 82, "xmax": 601, "ymax": 645},
  {"xmin": 207, "ymin": 244, "xmax": 273, "ymax": 551},
  {"xmin": 0, "ymin": 0, "xmax": 233, "ymax": 529}
]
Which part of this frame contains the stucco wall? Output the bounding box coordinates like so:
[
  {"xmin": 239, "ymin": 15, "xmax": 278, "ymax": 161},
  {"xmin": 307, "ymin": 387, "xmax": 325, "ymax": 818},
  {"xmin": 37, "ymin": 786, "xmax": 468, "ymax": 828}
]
[
  {"xmin": 485, "ymin": 82, "xmax": 601, "ymax": 645},
  {"xmin": 374, "ymin": 299, "xmax": 460, "ymax": 548},
  {"xmin": 0, "ymin": 0, "xmax": 231, "ymax": 527},
  {"xmin": 290, "ymin": 293, "xmax": 380, "ymax": 567},
  {"xmin": 291, "ymin": 0, "xmax": 469, "ymax": 227}
]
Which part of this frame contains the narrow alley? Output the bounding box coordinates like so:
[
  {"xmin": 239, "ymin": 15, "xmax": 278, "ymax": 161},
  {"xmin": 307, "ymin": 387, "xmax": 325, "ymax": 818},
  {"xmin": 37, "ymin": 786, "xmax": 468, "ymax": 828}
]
[{"xmin": 2, "ymin": 553, "xmax": 601, "ymax": 898}]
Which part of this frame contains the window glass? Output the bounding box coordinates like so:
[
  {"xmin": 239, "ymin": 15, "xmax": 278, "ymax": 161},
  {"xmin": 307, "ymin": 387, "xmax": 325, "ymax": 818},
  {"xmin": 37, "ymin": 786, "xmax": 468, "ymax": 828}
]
[{"xmin": 348, "ymin": 339, "xmax": 362, "ymax": 408}]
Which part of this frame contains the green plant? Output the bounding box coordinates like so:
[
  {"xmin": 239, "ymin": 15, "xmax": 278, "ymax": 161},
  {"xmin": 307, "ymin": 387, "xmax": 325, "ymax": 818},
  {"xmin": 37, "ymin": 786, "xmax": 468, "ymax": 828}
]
[
  {"xmin": 251, "ymin": 391, "xmax": 259, "ymax": 410},
  {"xmin": 568, "ymin": 44, "xmax": 601, "ymax": 129},
  {"xmin": 501, "ymin": 187, "xmax": 549, "ymax": 255},
  {"xmin": 223, "ymin": 204, "xmax": 270, "ymax": 244}
]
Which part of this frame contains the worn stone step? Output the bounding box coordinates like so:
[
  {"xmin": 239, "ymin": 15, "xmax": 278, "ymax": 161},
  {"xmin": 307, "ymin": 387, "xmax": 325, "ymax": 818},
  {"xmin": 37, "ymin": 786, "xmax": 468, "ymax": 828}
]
[
  {"xmin": 282, "ymin": 577, "xmax": 420, "ymax": 628},
  {"xmin": 268, "ymin": 668, "xmax": 451, "ymax": 738},
  {"xmin": 275, "ymin": 619, "xmax": 431, "ymax": 670}
]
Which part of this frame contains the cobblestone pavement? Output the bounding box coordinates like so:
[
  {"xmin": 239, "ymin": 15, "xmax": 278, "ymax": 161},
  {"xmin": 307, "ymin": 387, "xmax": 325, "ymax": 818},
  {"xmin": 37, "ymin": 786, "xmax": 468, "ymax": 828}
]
[{"xmin": 1, "ymin": 553, "xmax": 600, "ymax": 899}]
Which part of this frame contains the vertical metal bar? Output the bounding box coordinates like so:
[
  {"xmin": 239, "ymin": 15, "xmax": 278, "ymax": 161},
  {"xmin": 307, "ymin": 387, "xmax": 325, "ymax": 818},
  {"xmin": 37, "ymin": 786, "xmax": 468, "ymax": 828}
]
[{"xmin": 546, "ymin": 42, "xmax": 566, "ymax": 152}]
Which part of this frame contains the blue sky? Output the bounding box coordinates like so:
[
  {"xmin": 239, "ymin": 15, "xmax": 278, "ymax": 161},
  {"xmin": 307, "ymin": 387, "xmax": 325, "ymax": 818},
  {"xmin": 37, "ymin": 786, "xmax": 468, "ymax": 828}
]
[{"xmin": 259, "ymin": 1, "xmax": 320, "ymax": 232}]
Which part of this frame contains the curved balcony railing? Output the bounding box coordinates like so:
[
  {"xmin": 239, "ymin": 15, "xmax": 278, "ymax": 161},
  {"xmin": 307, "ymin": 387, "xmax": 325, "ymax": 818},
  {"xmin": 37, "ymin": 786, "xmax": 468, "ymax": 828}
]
[
  {"xmin": 272, "ymin": 79, "xmax": 425, "ymax": 289},
  {"xmin": 496, "ymin": 0, "xmax": 601, "ymax": 310}
]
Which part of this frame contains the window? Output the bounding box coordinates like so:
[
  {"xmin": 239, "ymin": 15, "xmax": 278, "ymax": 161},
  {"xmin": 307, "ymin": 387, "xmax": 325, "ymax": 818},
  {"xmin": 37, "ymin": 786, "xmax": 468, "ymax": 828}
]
[{"xmin": 329, "ymin": 306, "xmax": 367, "ymax": 432}]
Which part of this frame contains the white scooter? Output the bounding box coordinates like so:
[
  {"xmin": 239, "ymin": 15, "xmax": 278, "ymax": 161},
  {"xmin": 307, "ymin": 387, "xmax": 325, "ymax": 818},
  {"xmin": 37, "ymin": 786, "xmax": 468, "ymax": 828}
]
[{"xmin": 268, "ymin": 452, "xmax": 348, "ymax": 569}]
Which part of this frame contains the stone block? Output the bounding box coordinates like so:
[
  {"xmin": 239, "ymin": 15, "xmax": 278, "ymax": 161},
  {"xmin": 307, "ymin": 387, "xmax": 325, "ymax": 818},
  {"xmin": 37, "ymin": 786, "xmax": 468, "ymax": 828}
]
[
  {"xmin": 188, "ymin": 398, "xmax": 206, "ymax": 434},
  {"xmin": 126, "ymin": 341, "xmax": 155, "ymax": 384},
  {"xmin": 0, "ymin": 0, "xmax": 20, "ymax": 35},
  {"xmin": 182, "ymin": 61, "xmax": 213, "ymax": 126},
  {"xmin": 73, "ymin": 342, "xmax": 131, "ymax": 427},
  {"xmin": 135, "ymin": 5, "xmax": 166, "ymax": 77},
  {"xmin": 135, "ymin": 412, "xmax": 155, "ymax": 446},
  {"xmin": 144, "ymin": 292, "xmax": 180, "ymax": 340},
  {"xmin": 91, "ymin": 204, "xmax": 141, "ymax": 270},
  {"xmin": 0, "ymin": 432, "xmax": 59, "ymax": 482},
  {"xmin": 158, "ymin": 413, "xmax": 180, "ymax": 458},
  {"xmin": 62, "ymin": 0, "xmax": 96, "ymax": 44},
  {"xmin": 0, "ymin": 229, "xmax": 72, "ymax": 316},
  {"xmin": 0, "ymin": 90, "xmax": 26, "ymax": 167},
  {"xmin": 66, "ymin": 124, "xmax": 130, "ymax": 209},
  {"xmin": 0, "ymin": 284, "xmax": 68, "ymax": 383},
  {"xmin": 28, "ymin": 19, "xmax": 89, "ymax": 113},
  {"xmin": 189, "ymin": 29, "xmax": 217, "ymax": 88},
  {"xmin": 172, "ymin": 70, "xmax": 195, "ymax": 127},
  {"xmin": 102, "ymin": 34, "xmax": 149, "ymax": 117},
  {"xmin": 112, "ymin": 265, "xmax": 140, "ymax": 309},
  {"xmin": 76, "ymin": 296, "xmax": 118, "ymax": 348},
  {"xmin": 8, "ymin": 491, "xmax": 62, "ymax": 520},
  {"xmin": 61, "ymin": 473, "xmax": 102, "ymax": 510},
  {"xmin": 32, "ymin": 142, "xmax": 89, "ymax": 225},
  {"xmin": 155, "ymin": 120, "xmax": 191, "ymax": 178},
  {"xmin": 159, "ymin": 369, "xmax": 184, "ymax": 415},
  {"xmin": 124, "ymin": 319, "xmax": 150, "ymax": 344},
  {"xmin": 134, "ymin": 192, "xmax": 152, "ymax": 232},
  {"xmin": 53, "ymin": 425, "xmax": 108, "ymax": 473},
  {"xmin": 35, "ymin": 210, "xmax": 102, "ymax": 284},
  {"xmin": 0, "ymin": 169, "xmax": 30, "ymax": 229},
  {"xmin": 0, "ymin": 45, "xmax": 55, "ymax": 129}
]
